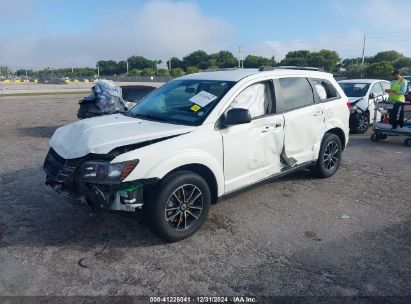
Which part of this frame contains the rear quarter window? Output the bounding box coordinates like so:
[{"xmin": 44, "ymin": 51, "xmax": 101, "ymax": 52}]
[{"xmin": 311, "ymin": 78, "xmax": 340, "ymax": 101}]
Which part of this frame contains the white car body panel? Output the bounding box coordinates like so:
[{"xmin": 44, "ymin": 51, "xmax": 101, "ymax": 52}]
[
  {"xmin": 221, "ymin": 114, "xmax": 285, "ymax": 193},
  {"xmin": 112, "ymin": 124, "xmax": 226, "ymax": 196},
  {"xmin": 323, "ymin": 99, "xmax": 350, "ymax": 146},
  {"xmin": 49, "ymin": 114, "xmax": 194, "ymax": 159},
  {"xmin": 282, "ymin": 104, "xmax": 326, "ymax": 164}
]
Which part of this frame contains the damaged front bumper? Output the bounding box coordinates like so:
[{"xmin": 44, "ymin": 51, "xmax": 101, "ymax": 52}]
[{"xmin": 43, "ymin": 148, "xmax": 156, "ymax": 212}]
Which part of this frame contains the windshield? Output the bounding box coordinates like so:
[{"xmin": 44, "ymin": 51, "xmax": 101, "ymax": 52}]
[
  {"xmin": 129, "ymin": 79, "xmax": 235, "ymax": 126},
  {"xmin": 339, "ymin": 82, "xmax": 370, "ymax": 98}
]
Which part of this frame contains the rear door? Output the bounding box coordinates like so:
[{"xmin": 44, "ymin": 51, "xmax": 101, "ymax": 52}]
[
  {"xmin": 220, "ymin": 81, "xmax": 285, "ymax": 193},
  {"xmin": 276, "ymin": 77, "xmax": 325, "ymax": 164}
]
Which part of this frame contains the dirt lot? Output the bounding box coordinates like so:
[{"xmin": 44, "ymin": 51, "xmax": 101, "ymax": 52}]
[{"xmin": 0, "ymin": 94, "xmax": 410, "ymax": 299}]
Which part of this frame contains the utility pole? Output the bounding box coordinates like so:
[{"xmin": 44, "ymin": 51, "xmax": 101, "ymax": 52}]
[
  {"xmin": 360, "ymin": 34, "xmax": 366, "ymax": 78},
  {"xmin": 238, "ymin": 46, "xmax": 242, "ymax": 68},
  {"xmin": 361, "ymin": 34, "xmax": 366, "ymax": 66},
  {"xmin": 97, "ymin": 64, "xmax": 100, "ymax": 77},
  {"xmin": 126, "ymin": 60, "xmax": 129, "ymax": 74}
]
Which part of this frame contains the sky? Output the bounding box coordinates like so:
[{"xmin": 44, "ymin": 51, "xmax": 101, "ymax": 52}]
[{"xmin": 1, "ymin": 0, "xmax": 410, "ymax": 70}]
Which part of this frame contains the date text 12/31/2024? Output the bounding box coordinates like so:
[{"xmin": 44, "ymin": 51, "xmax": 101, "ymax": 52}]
[{"xmin": 150, "ymin": 296, "xmax": 257, "ymax": 303}]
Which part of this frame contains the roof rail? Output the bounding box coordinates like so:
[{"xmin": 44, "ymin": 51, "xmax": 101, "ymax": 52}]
[
  {"xmin": 204, "ymin": 68, "xmax": 240, "ymax": 72},
  {"xmin": 259, "ymin": 66, "xmax": 323, "ymax": 72}
]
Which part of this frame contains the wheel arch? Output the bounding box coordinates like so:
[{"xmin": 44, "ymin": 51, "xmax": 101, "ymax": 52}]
[
  {"xmin": 164, "ymin": 164, "xmax": 219, "ymax": 204},
  {"xmin": 325, "ymin": 127, "xmax": 346, "ymax": 150}
]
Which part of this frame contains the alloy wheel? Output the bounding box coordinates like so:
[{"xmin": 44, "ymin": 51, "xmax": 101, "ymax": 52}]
[
  {"xmin": 323, "ymin": 141, "xmax": 339, "ymax": 171},
  {"xmin": 357, "ymin": 114, "xmax": 368, "ymax": 132},
  {"xmin": 164, "ymin": 184, "xmax": 204, "ymax": 231}
]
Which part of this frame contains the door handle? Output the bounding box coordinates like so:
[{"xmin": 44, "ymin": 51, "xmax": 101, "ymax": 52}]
[
  {"xmin": 261, "ymin": 123, "xmax": 282, "ymax": 133},
  {"xmin": 313, "ymin": 111, "xmax": 322, "ymax": 116}
]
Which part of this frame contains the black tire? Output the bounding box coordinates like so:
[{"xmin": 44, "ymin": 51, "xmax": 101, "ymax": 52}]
[
  {"xmin": 404, "ymin": 138, "xmax": 411, "ymax": 147},
  {"xmin": 378, "ymin": 133, "xmax": 388, "ymax": 140},
  {"xmin": 311, "ymin": 133, "xmax": 342, "ymax": 178},
  {"xmin": 370, "ymin": 133, "xmax": 379, "ymax": 142},
  {"xmin": 353, "ymin": 112, "xmax": 369, "ymax": 134},
  {"xmin": 145, "ymin": 171, "xmax": 211, "ymax": 242}
]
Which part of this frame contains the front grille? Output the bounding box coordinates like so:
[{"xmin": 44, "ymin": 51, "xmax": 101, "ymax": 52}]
[{"xmin": 43, "ymin": 148, "xmax": 79, "ymax": 183}]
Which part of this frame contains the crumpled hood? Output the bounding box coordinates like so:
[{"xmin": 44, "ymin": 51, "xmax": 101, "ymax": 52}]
[
  {"xmin": 50, "ymin": 114, "xmax": 194, "ymax": 159},
  {"xmin": 348, "ymin": 97, "xmax": 363, "ymax": 105}
]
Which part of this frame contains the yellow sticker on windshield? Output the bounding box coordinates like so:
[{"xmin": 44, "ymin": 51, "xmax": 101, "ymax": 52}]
[{"xmin": 190, "ymin": 104, "xmax": 201, "ymax": 112}]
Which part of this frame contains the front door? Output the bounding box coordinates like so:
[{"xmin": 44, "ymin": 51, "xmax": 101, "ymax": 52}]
[{"xmin": 220, "ymin": 81, "xmax": 285, "ymax": 193}]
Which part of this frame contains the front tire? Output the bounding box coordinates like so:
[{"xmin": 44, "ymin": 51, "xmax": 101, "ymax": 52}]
[
  {"xmin": 353, "ymin": 112, "xmax": 369, "ymax": 134},
  {"xmin": 312, "ymin": 133, "xmax": 342, "ymax": 178},
  {"xmin": 145, "ymin": 171, "xmax": 211, "ymax": 242}
]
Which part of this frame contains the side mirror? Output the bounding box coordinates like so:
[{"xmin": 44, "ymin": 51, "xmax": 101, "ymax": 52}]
[
  {"xmin": 222, "ymin": 108, "xmax": 251, "ymax": 127},
  {"xmin": 369, "ymin": 92, "xmax": 375, "ymax": 99}
]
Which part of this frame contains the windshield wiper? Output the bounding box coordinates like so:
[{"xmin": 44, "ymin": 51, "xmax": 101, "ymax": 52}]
[{"xmin": 132, "ymin": 113, "xmax": 176, "ymax": 124}]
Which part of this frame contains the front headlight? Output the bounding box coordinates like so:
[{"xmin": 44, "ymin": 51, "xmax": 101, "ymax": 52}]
[{"xmin": 80, "ymin": 160, "xmax": 139, "ymax": 184}]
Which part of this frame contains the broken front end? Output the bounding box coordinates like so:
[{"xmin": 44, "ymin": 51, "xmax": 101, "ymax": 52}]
[{"xmin": 43, "ymin": 148, "xmax": 155, "ymax": 212}]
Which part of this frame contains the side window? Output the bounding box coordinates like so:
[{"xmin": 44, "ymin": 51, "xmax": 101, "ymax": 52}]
[
  {"xmin": 381, "ymin": 81, "xmax": 390, "ymax": 92},
  {"xmin": 278, "ymin": 77, "xmax": 314, "ymax": 112},
  {"xmin": 311, "ymin": 78, "xmax": 339, "ymax": 101},
  {"xmin": 229, "ymin": 82, "xmax": 272, "ymax": 119},
  {"xmin": 370, "ymin": 83, "xmax": 384, "ymax": 97}
]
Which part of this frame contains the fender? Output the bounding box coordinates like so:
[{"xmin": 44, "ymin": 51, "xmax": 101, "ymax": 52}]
[
  {"xmin": 325, "ymin": 118, "xmax": 349, "ymax": 148},
  {"xmin": 111, "ymin": 125, "xmax": 225, "ymax": 196}
]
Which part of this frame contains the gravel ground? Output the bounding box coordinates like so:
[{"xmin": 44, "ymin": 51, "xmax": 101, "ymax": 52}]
[{"xmin": 0, "ymin": 94, "xmax": 410, "ymax": 300}]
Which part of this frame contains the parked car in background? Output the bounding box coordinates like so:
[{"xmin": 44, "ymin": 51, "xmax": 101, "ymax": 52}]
[
  {"xmin": 38, "ymin": 76, "xmax": 67, "ymax": 84},
  {"xmin": 338, "ymin": 79, "xmax": 390, "ymax": 133},
  {"xmin": 77, "ymin": 83, "xmax": 157, "ymax": 119},
  {"xmin": 44, "ymin": 67, "xmax": 349, "ymax": 241},
  {"xmin": 121, "ymin": 85, "xmax": 157, "ymax": 104}
]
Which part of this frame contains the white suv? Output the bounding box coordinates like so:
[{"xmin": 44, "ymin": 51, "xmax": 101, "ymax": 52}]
[{"xmin": 44, "ymin": 68, "xmax": 349, "ymax": 241}]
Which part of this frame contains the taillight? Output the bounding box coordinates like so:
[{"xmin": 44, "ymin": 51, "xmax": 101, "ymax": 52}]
[{"xmin": 346, "ymin": 99, "xmax": 351, "ymax": 109}]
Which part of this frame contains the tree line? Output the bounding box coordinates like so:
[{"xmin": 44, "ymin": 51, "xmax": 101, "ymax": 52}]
[{"xmin": 5, "ymin": 49, "xmax": 411, "ymax": 79}]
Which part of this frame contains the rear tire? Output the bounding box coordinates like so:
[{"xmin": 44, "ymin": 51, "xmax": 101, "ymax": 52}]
[
  {"xmin": 145, "ymin": 171, "xmax": 211, "ymax": 242},
  {"xmin": 311, "ymin": 133, "xmax": 342, "ymax": 178},
  {"xmin": 404, "ymin": 138, "xmax": 411, "ymax": 147}
]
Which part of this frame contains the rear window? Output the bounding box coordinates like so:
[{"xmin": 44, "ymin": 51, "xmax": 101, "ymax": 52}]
[
  {"xmin": 278, "ymin": 77, "xmax": 314, "ymax": 112},
  {"xmin": 311, "ymin": 78, "xmax": 339, "ymax": 101}
]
